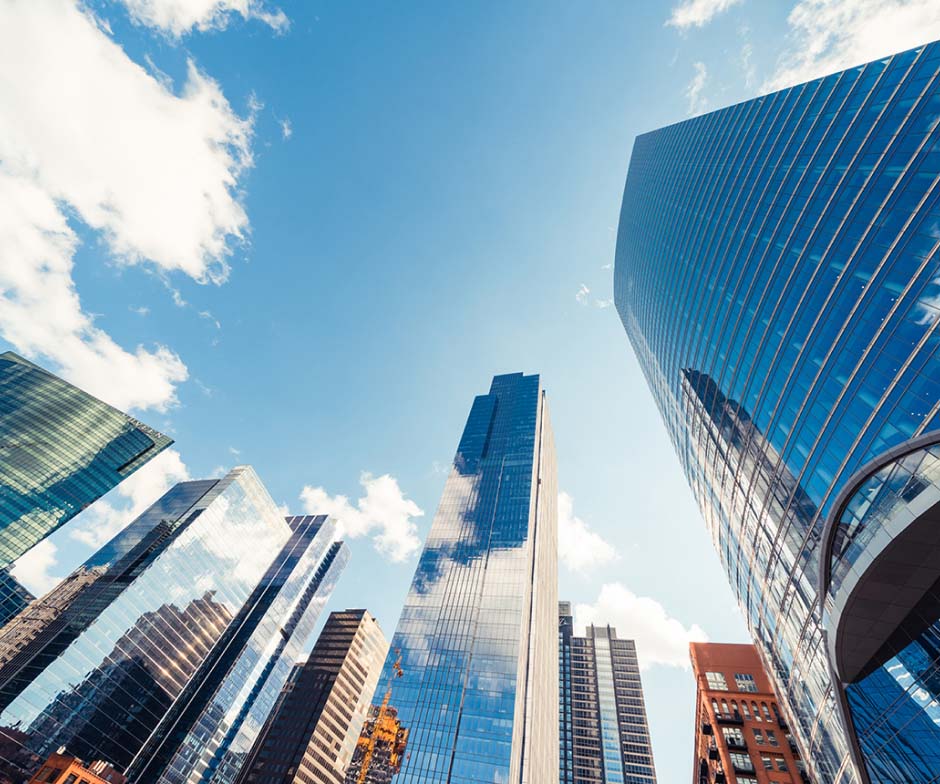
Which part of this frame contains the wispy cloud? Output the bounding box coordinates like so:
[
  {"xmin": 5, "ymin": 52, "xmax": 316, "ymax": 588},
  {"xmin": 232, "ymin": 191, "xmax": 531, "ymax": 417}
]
[
  {"xmin": 10, "ymin": 540, "xmax": 62, "ymax": 597},
  {"xmin": 576, "ymin": 283, "xmax": 591, "ymax": 304},
  {"xmin": 300, "ymin": 473, "xmax": 424, "ymax": 562},
  {"xmin": 0, "ymin": 1, "xmax": 256, "ymax": 412},
  {"xmin": 686, "ymin": 61, "xmax": 709, "ymax": 115},
  {"xmin": 667, "ymin": 0, "xmax": 743, "ymax": 30},
  {"xmin": 129, "ymin": 305, "xmax": 150, "ymax": 316},
  {"xmin": 741, "ymin": 42, "xmax": 757, "ymax": 87},
  {"xmin": 558, "ymin": 492, "xmax": 619, "ymax": 572},
  {"xmin": 594, "ymin": 298, "xmax": 614, "ymax": 309},
  {"xmin": 575, "ymin": 583, "xmax": 708, "ymax": 670},
  {"xmin": 119, "ymin": 0, "xmax": 289, "ymax": 37},
  {"xmin": 280, "ymin": 117, "xmax": 293, "ymax": 140},
  {"xmin": 766, "ymin": 0, "xmax": 940, "ymax": 92}
]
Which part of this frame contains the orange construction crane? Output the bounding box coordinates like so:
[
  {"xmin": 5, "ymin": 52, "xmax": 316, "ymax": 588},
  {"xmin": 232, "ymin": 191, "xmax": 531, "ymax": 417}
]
[{"xmin": 353, "ymin": 650, "xmax": 409, "ymax": 784}]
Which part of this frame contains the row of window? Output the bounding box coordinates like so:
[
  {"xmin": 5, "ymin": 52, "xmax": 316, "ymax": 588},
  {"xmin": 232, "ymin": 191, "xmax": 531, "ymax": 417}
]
[
  {"xmin": 710, "ymin": 697, "xmax": 779, "ymax": 722},
  {"xmin": 705, "ymin": 670, "xmax": 759, "ymax": 692}
]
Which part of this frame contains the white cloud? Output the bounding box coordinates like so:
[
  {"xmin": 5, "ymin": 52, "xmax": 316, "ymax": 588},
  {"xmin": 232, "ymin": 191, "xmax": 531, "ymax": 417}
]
[
  {"xmin": 766, "ymin": 0, "xmax": 940, "ymax": 92},
  {"xmin": 558, "ymin": 492, "xmax": 619, "ymax": 572},
  {"xmin": 280, "ymin": 117, "xmax": 293, "ymax": 140},
  {"xmin": 575, "ymin": 583, "xmax": 708, "ymax": 670},
  {"xmin": 741, "ymin": 42, "xmax": 757, "ymax": 87},
  {"xmin": 10, "ymin": 540, "xmax": 62, "ymax": 597},
  {"xmin": 68, "ymin": 449, "xmax": 190, "ymax": 549},
  {"xmin": 300, "ymin": 473, "xmax": 424, "ymax": 562},
  {"xmin": 594, "ymin": 298, "xmax": 614, "ymax": 309},
  {"xmin": 667, "ymin": 0, "xmax": 743, "ymax": 29},
  {"xmin": 119, "ymin": 0, "xmax": 288, "ymax": 37},
  {"xmin": 576, "ymin": 284, "xmax": 591, "ymax": 304},
  {"xmin": 0, "ymin": 0, "xmax": 255, "ymax": 411},
  {"xmin": 130, "ymin": 305, "xmax": 150, "ymax": 316},
  {"xmin": 686, "ymin": 61, "xmax": 709, "ymax": 116}
]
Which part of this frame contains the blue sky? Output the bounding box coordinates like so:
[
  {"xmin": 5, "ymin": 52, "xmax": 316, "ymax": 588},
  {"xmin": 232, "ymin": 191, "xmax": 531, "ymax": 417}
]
[{"xmin": 4, "ymin": 1, "xmax": 940, "ymax": 781}]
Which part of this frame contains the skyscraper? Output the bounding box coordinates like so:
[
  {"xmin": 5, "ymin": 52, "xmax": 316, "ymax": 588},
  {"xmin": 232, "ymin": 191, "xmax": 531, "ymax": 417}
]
[
  {"xmin": 558, "ymin": 603, "xmax": 657, "ymax": 784},
  {"xmin": 0, "ymin": 469, "xmax": 346, "ymax": 784},
  {"xmin": 615, "ymin": 39, "xmax": 940, "ymax": 783},
  {"xmin": 690, "ymin": 643, "xmax": 805, "ymax": 784},
  {"xmin": 236, "ymin": 609, "xmax": 388, "ymax": 784},
  {"xmin": 350, "ymin": 372, "xmax": 558, "ymax": 783},
  {"xmin": 0, "ymin": 351, "xmax": 172, "ymax": 567}
]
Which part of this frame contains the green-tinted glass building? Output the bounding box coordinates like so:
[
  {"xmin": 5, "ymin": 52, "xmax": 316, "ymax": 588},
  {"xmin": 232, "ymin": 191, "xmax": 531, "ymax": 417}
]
[{"xmin": 0, "ymin": 351, "xmax": 172, "ymax": 569}]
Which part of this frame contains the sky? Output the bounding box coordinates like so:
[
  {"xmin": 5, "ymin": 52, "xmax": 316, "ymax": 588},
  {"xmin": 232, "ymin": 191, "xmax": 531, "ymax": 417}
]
[{"xmin": 4, "ymin": 0, "xmax": 940, "ymax": 781}]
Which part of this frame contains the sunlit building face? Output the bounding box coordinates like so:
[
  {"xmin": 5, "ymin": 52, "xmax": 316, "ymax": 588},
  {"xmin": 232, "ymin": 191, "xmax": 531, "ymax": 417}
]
[
  {"xmin": 0, "ymin": 468, "xmax": 347, "ymax": 784},
  {"xmin": 616, "ymin": 40, "xmax": 940, "ymax": 784},
  {"xmin": 350, "ymin": 373, "xmax": 558, "ymax": 784}
]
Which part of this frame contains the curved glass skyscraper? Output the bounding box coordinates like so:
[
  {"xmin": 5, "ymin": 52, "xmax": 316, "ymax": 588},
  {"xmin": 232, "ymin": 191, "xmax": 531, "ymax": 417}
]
[{"xmin": 616, "ymin": 41, "xmax": 940, "ymax": 784}]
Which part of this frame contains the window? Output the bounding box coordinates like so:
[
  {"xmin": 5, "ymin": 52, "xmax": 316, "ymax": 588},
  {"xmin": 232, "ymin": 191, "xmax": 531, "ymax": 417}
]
[
  {"xmin": 735, "ymin": 672, "xmax": 758, "ymax": 692},
  {"xmin": 706, "ymin": 671, "xmax": 728, "ymax": 690},
  {"xmin": 742, "ymin": 701, "xmax": 751, "ymax": 719},
  {"xmin": 762, "ymin": 702, "xmax": 773, "ymax": 721},
  {"xmin": 737, "ymin": 779, "xmax": 758, "ymax": 784},
  {"xmin": 722, "ymin": 726, "xmax": 745, "ymax": 747},
  {"xmin": 753, "ymin": 729, "xmax": 765, "ymax": 745},
  {"xmin": 761, "ymin": 755, "xmax": 773, "ymax": 770},
  {"xmin": 721, "ymin": 699, "xmax": 730, "ymax": 714},
  {"xmin": 730, "ymin": 753, "xmax": 755, "ymax": 773},
  {"xmin": 751, "ymin": 701, "xmax": 760, "ymax": 719},
  {"xmin": 776, "ymin": 758, "xmax": 789, "ymax": 772},
  {"xmin": 767, "ymin": 729, "xmax": 779, "ymax": 746}
]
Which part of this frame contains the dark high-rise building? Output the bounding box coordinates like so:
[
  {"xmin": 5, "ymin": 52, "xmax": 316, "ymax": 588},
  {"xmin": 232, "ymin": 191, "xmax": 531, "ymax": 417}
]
[
  {"xmin": 0, "ymin": 351, "xmax": 172, "ymax": 581},
  {"xmin": 0, "ymin": 469, "xmax": 347, "ymax": 784},
  {"xmin": 615, "ymin": 38, "xmax": 940, "ymax": 783},
  {"xmin": 691, "ymin": 643, "xmax": 805, "ymax": 784},
  {"xmin": 558, "ymin": 604, "xmax": 656, "ymax": 784},
  {"xmin": 560, "ymin": 601, "xmax": 575, "ymax": 784},
  {"xmin": 351, "ymin": 372, "xmax": 558, "ymax": 783},
  {"xmin": 236, "ymin": 609, "xmax": 388, "ymax": 784}
]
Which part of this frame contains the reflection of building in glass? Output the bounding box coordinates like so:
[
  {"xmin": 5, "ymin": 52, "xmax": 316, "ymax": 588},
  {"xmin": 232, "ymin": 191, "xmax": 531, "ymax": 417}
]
[
  {"xmin": 0, "ymin": 469, "xmax": 346, "ymax": 784},
  {"xmin": 236, "ymin": 609, "xmax": 388, "ymax": 784},
  {"xmin": 26, "ymin": 751, "xmax": 125, "ymax": 784},
  {"xmin": 0, "ymin": 352, "xmax": 172, "ymax": 592},
  {"xmin": 0, "ymin": 572, "xmax": 32, "ymax": 631},
  {"xmin": 691, "ymin": 643, "xmax": 804, "ymax": 784},
  {"xmin": 350, "ymin": 373, "xmax": 558, "ymax": 783},
  {"xmin": 615, "ymin": 40, "xmax": 940, "ymax": 783},
  {"xmin": 558, "ymin": 604, "xmax": 656, "ymax": 784}
]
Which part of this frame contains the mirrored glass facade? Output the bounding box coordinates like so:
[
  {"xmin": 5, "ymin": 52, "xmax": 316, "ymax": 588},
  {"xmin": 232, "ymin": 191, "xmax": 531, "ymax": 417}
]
[
  {"xmin": 0, "ymin": 468, "xmax": 345, "ymax": 784},
  {"xmin": 558, "ymin": 606, "xmax": 656, "ymax": 784},
  {"xmin": 616, "ymin": 40, "xmax": 940, "ymax": 784},
  {"xmin": 352, "ymin": 372, "xmax": 558, "ymax": 783},
  {"xmin": 0, "ymin": 351, "xmax": 172, "ymax": 574}
]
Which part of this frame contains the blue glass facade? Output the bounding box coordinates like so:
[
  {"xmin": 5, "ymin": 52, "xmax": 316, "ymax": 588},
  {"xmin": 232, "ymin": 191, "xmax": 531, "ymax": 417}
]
[
  {"xmin": 0, "ymin": 469, "xmax": 345, "ymax": 784},
  {"xmin": 0, "ymin": 351, "xmax": 172, "ymax": 572},
  {"xmin": 354, "ymin": 373, "xmax": 558, "ymax": 783},
  {"xmin": 616, "ymin": 41, "xmax": 940, "ymax": 784}
]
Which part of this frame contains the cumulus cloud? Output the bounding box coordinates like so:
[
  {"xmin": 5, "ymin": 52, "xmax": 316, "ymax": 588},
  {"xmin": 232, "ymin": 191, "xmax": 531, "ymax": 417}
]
[
  {"xmin": 667, "ymin": 0, "xmax": 743, "ymax": 29},
  {"xmin": 766, "ymin": 0, "xmax": 940, "ymax": 92},
  {"xmin": 10, "ymin": 540, "xmax": 62, "ymax": 597},
  {"xmin": 558, "ymin": 492, "xmax": 619, "ymax": 572},
  {"xmin": 0, "ymin": 0, "xmax": 255, "ymax": 411},
  {"xmin": 119, "ymin": 0, "xmax": 288, "ymax": 37},
  {"xmin": 300, "ymin": 473, "xmax": 424, "ymax": 562},
  {"xmin": 68, "ymin": 449, "xmax": 190, "ymax": 549},
  {"xmin": 575, "ymin": 583, "xmax": 708, "ymax": 670},
  {"xmin": 686, "ymin": 61, "xmax": 709, "ymax": 116}
]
